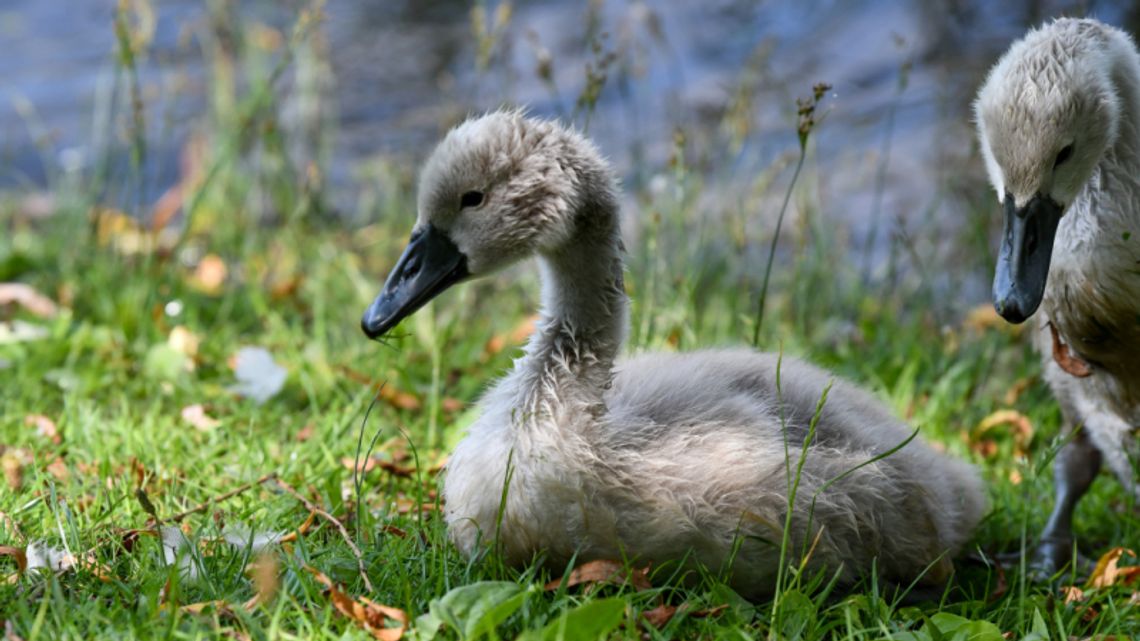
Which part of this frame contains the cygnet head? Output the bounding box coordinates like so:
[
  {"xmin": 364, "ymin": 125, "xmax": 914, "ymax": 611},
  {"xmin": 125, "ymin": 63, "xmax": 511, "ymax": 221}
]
[
  {"xmin": 975, "ymin": 18, "xmax": 1124, "ymax": 323},
  {"xmin": 361, "ymin": 111, "xmax": 617, "ymax": 338}
]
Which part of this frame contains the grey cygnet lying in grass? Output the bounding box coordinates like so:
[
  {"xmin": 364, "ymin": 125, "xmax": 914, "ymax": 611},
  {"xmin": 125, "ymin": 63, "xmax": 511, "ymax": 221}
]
[
  {"xmin": 975, "ymin": 17, "xmax": 1140, "ymax": 575},
  {"xmin": 361, "ymin": 110, "xmax": 986, "ymax": 598}
]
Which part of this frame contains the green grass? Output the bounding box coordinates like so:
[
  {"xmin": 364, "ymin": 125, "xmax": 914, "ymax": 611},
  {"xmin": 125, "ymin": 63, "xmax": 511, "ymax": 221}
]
[{"xmin": 2, "ymin": 2, "xmax": 1140, "ymax": 640}]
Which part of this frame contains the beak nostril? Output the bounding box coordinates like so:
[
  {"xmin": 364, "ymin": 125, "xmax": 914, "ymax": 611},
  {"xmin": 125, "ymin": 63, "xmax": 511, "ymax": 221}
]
[{"xmin": 403, "ymin": 256, "xmax": 421, "ymax": 279}]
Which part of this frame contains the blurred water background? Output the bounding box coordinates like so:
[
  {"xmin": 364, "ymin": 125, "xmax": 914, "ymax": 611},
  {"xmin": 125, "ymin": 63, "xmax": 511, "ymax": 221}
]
[{"xmin": 0, "ymin": 0, "xmax": 1129, "ymax": 301}]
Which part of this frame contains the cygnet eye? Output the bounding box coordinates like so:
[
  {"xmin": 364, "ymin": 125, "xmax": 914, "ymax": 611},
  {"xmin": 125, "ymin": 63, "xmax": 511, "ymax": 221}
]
[
  {"xmin": 1053, "ymin": 144, "xmax": 1074, "ymax": 169},
  {"xmin": 459, "ymin": 190, "xmax": 485, "ymax": 209}
]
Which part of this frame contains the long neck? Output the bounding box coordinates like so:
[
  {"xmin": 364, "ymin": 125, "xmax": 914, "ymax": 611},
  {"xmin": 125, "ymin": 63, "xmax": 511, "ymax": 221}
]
[
  {"xmin": 513, "ymin": 197, "xmax": 627, "ymax": 420},
  {"xmin": 1082, "ymin": 38, "xmax": 1140, "ymax": 225}
]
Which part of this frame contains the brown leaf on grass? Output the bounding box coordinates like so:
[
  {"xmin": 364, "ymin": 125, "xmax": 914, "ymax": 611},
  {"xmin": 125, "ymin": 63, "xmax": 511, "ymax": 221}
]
[
  {"xmin": 1050, "ymin": 322, "xmax": 1093, "ymax": 378},
  {"xmin": 440, "ymin": 397, "xmax": 464, "ymax": 413},
  {"xmin": 180, "ymin": 600, "xmax": 233, "ymax": 615},
  {"xmin": 25, "ymin": 415, "xmax": 60, "ymax": 444},
  {"xmin": 295, "ymin": 424, "xmax": 316, "ymax": 442},
  {"xmin": 971, "ymin": 410, "xmax": 1034, "ymax": 459},
  {"xmin": 277, "ymin": 511, "xmax": 317, "ymax": 544},
  {"xmin": 130, "ymin": 458, "xmax": 149, "ymax": 489},
  {"xmin": 306, "ymin": 566, "xmax": 407, "ymax": 640},
  {"xmin": 5, "ymin": 619, "xmax": 26, "ymax": 641},
  {"xmin": 1059, "ymin": 585, "xmax": 1101, "ymax": 622},
  {"xmin": 193, "ymin": 255, "xmax": 228, "ymax": 294},
  {"xmin": 181, "ymin": 404, "xmax": 221, "ymax": 431},
  {"xmin": 168, "ymin": 326, "xmax": 200, "ymax": 360},
  {"xmin": 544, "ymin": 559, "xmax": 652, "ymax": 592},
  {"xmin": 484, "ymin": 314, "xmax": 539, "ymax": 356},
  {"xmin": 45, "ymin": 457, "xmax": 69, "ymax": 481},
  {"xmin": 641, "ymin": 603, "xmax": 676, "ymax": 628},
  {"xmin": 0, "ymin": 546, "xmax": 28, "ymax": 573},
  {"xmin": 334, "ymin": 367, "xmax": 421, "ymax": 410},
  {"xmin": 1003, "ymin": 377, "xmax": 1034, "ymax": 406},
  {"xmin": 342, "ymin": 457, "xmax": 416, "ymax": 478},
  {"xmin": 1, "ymin": 451, "xmax": 28, "ymax": 491},
  {"xmin": 0, "ymin": 283, "xmax": 58, "ymax": 318},
  {"xmin": 688, "ymin": 604, "xmax": 729, "ymax": 618},
  {"xmin": 380, "ymin": 524, "xmax": 408, "ymax": 539},
  {"xmin": 987, "ymin": 557, "xmax": 1008, "ymax": 603},
  {"xmin": 268, "ymin": 275, "xmax": 303, "ymax": 301},
  {"xmin": 1086, "ymin": 547, "xmax": 1140, "ymax": 589},
  {"xmin": 378, "ymin": 386, "xmax": 421, "ymax": 411},
  {"xmin": 393, "ymin": 498, "xmax": 436, "ymax": 514},
  {"xmin": 1061, "ymin": 585, "xmax": 1086, "ymax": 605},
  {"xmin": 962, "ymin": 304, "xmax": 1017, "ymax": 333},
  {"xmin": 242, "ymin": 554, "xmax": 279, "ymax": 610},
  {"xmin": 642, "ymin": 601, "xmax": 728, "ymax": 628}
]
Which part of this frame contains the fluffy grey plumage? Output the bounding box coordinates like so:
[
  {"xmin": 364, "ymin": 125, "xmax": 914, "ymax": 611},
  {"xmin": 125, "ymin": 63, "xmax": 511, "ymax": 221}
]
[
  {"xmin": 975, "ymin": 18, "xmax": 1140, "ymax": 573},
  {"xmin": 384, "ymin": 111, "xmax": 985, "ymax": 598}
]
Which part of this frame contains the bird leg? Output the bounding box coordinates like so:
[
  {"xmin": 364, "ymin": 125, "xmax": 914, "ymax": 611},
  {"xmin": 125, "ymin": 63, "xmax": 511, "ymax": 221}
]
[{"xmin": 1031, "ymin": 425, "xmax": 1101, "ymax": 577}]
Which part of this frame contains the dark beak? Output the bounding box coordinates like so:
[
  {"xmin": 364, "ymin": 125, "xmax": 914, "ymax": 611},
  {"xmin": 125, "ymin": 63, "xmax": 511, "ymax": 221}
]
[
  {"xmin": 361, "ymin": 224, "xmax": 469, "ymax": 339},
  {"xmin": 992, "ymin": 192, "xmax": 1063, "ymax": 323}
]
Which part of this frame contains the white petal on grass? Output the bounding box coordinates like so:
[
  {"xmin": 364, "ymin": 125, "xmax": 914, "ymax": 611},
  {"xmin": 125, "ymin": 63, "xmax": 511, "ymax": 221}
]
[
  {"xmin": 228, "ymin": 347, "xmax": 287, "ymax": 403},
  {"xmin": 222, "ymin": 526, "xmax": 285, "ymax": 552},
  {"xmin": 25, "ymin": 541, "xmax": 71, "ymax": 572},
  {"xmin": 0, "ymin": 321, "xmax": 50, "ymax": 344},
  {"xmin": 160, "ymin": 526, "xmax": 201, "ymax": 580}
]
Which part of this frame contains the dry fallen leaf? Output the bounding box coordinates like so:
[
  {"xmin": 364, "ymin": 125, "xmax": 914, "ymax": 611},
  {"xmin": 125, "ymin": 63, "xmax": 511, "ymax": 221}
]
[
  {"xmin": 0, "ymin": 546, "xmax": 28, "ymax": 574},
  {"xmin": 1061, "ymin": 584, "xmax": 1086, "ymax": 605},
  {"xmin": 243, "ymin": 553, "xmax": 279, "ymax": 609},
  {"xmin": 342, "ymin": 457, "xmax": 416, "ymax": 478},
  {"xmin": 307, "ymin": 566, "xmax": 407, "ymax": 640},
  {"xmin": 191, "ymin": 254, "xmax": 228, "ymax": 294},
  {"xmin": 1, "ymin": 451, "xmax": 26, "ymax": 491},
  {"xmin": 1002, "ymin": 377, "xmax": 1034, "ymax": 406},
  {"xmin": 544, "ymin": 559, "xmax": 652, "ymax": 592},
  {"xmin": 963, "ymin": 304, "xmax": 1016, "ymax": 333},
  {"xmin": 393, "ymin": 498, "xmax": 436, "ymax": 515},
  {"xmin": 379, "ymin": 524, "xmax": 408, "ymax": 539},
  {"xmin": 168, "ymin": 326, "xmax": 200, "ymax": 360},
  {"xmin": 4, "ymin": 618, "xmax": 26, "ymax": 641},
  {"xmin": 0, "ymin": 283, "xmax": 58, "ymax": 318},
  {"xmin": 378, "ymin": 386, "xmax": 420, "ymax": 411},
  {"xmin": 278, "ymin": 511, "xmax": 317, "ymax": 544},
  {"xmin": 484, "ymin": 314, "xmax": 539, "ymax": 356},
  {"xmin": 295, "ymin": 424, "xmax": 316, "ymax": 442},
  {"xmin": 1086, "ymin": 547, "xmax": 1140, "ymax": 589},
  {"xmin": 641, "ymin": 601, "xmax": 727, "ymax": 629},
  {"xmin": 641, "ymin": 603, "xmax": 677, "ymax": 628},
  {"xmin": 179, "ymin": 600, "xmax": 233, "ymax": 616},
  {"xmin": 25, "ymin": 415, "xmax": 60, "ymax": 444},
  {"xmin": 45, "ymin": 458, "xmax": 69, "ymax": 481},
  {"xmin": 971, "ymin": 410, "xmax": 1034, "ymax": 458},
  {"xmin": 181, "ymin": 405, "xmax": 221, "ymax": 431}
]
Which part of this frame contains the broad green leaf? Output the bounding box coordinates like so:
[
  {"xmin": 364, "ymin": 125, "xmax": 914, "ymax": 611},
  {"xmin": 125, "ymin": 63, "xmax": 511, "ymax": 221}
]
[
  {"xmin": 415, "ymin": 581, "xmax": 528, "ymax": 641},
  {"xmin": 516, "ymin": 598, "xmax": 625, "ymax": 641}
]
